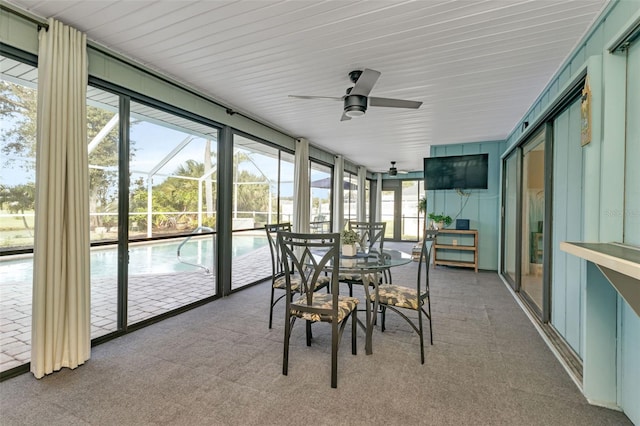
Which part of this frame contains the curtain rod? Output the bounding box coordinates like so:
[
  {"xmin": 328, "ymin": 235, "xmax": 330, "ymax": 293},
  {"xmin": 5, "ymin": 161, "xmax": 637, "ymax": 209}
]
[{"xmin": 0, "ymin": 4, "xmax": 48, "ymax": 30}]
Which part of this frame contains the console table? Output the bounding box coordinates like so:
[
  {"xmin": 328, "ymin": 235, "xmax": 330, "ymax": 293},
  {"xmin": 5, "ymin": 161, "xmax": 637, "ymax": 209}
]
[{"xmin": 432, "ymin": 229, "xmax": 478, "ymax": 272}]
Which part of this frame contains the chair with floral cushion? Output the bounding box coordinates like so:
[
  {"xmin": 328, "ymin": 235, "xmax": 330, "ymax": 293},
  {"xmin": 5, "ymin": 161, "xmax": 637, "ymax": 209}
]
[
  {"xmin": 265, "ymin": 223, "xmax": 330, "ymax": 329},
  {"xmin": 279, "ymin": 231, "xmax": 358, "ymax": 388},
  {"xmin": 340, "ymin": 221, "xmax": 387, "ymax": 296},
  {"xmin": 372, "ymin": 233, "xmax": 435, "ymax": 364}
]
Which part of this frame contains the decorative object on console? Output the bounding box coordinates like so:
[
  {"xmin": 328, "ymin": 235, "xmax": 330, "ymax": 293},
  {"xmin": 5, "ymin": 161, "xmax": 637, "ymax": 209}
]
[
  {"xmin": 456, "ymin": 219, "xmax": 470, "ymax": 230},
  {"xmin": 428, "ymin": 213, "xmax": 452, "ymax": 230}
]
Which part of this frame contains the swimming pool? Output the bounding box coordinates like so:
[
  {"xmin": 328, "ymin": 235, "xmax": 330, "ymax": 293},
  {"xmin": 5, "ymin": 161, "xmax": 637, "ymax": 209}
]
[{"xmin": 0, "ymin": 234, "xmax": 268, "ymax": 283}]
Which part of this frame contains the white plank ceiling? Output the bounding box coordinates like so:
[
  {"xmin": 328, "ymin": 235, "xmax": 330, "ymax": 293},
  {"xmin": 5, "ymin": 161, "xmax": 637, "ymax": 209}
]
[{"xmin": 6, "ymin": 0, "xmax": 607, "ymax": 173}]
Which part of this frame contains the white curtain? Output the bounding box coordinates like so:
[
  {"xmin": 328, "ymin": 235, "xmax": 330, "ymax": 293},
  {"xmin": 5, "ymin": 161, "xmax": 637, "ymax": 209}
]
[
  {"xmin": 375, "ymin": 173, "xmax": 382, "ymax": 221},
  {"xmin": 293, "ymin": 138, "xmax": 310, "ymax": 233},
  {"xmin": 332, "ymin": 155, "xmax": 344, "ymax": 232},
  {"xmin": 31, "ymin": 19, "xmax": 90, "ymax": 379},
  {"xmin": 357, "ymin": 166, "xmax": 366, "ymax": 222}
]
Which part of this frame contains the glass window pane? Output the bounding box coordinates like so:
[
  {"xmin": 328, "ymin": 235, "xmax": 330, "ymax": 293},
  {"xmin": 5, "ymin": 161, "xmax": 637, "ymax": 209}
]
[
  {"xmin": 128, "ymin": 101, "xmax": 218, "ymax": 325},
  {"xmin": 310, "ymin": 162, "xmax": 332, "ymax": 233},
  {"xmin": 87, "ymin": 86, "xmax": 120, "ymax": 338},
  {"xmin": 232, "ymin": 135, "xmax": 279, "ymax": 230},
  {"xmin": 0, "ymin": 57, "xmax": 37, "ymax": 372},
  {"xmin": 231, "ymin": 229, "xmax": 270, "ymax": 291},
  {"xmin": 521, "ymin": 133, "xmax": 545, "ymax": 312},
  {"xmin": 401, "ymin": 180, "xmax": 420, "ymax": 241},
  {"xmin": 343, "ymin": 172, "xmax": 358, "ymax": 226},
  {"xmin": 279, "ymin": 152, "xmax": 295, "ymax": 224},
  {"xmin": 503, "ymin": 153, "xmax": 517, "ymax": 284},
  {"xmin": 231, "ymin": 134, "xmax": 281, "ymax": 290}
]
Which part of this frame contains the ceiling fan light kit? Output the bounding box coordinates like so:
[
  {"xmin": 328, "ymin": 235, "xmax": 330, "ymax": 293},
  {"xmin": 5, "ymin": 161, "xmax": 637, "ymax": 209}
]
[
  {"xmin": 288, "ymin": 68, "xmax": 422, "ymax": 121},
  {"xmin": 389, "ymin": 161, "xmax": 398, "ymax": 176},
  {"xmin": 344, "ymin": 94, "xmax": 367, "ymax": 118}
]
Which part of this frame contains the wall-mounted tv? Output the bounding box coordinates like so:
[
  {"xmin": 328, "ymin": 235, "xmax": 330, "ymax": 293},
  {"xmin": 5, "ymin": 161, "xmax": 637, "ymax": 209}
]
[{"xmin": 423, "ymin": 153, "xmax": 489, "ymax": 190}]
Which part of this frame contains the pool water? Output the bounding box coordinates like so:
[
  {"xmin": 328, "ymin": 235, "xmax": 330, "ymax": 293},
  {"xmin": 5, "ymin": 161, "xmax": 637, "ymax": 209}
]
[{"xmin": 0, "ymin": 234, "xmax": 268, "ymax": 283}]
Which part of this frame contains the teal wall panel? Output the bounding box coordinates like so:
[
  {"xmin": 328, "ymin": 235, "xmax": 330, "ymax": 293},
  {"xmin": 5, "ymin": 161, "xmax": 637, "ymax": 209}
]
[
  {"xmin": 619, "ymin": 38, "xmax": 640, "ymax": 426},
  {"xmin": 551, "ymin": 105, "xmax": 569, "ymax": 337},
  {"xmin": 625, "ymin": 41, "xmax": 640, "ymax": 246},
  {"xmin": 620, "ymin": 301, "xmax": 640, "ymax": 424},
  {"xmin": 500, "ymin": 1, "xmax": 640, "ymax": 418},
  {"xmin": 428, "ymin": 141, "xmax": 505, "ymax": 271},
  {"xmin": 551, "ymin": 98, "xmax": 586, "ymax": 358}
]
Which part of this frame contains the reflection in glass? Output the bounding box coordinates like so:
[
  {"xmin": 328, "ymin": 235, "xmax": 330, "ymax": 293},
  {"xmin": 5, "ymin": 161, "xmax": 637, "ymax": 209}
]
[{"xmin": 521, "ymin": 134, "xmax": 545, "ymax": 312}]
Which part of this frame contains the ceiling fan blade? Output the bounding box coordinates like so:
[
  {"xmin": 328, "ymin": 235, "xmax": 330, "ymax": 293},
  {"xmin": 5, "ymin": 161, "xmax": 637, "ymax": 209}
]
[
  {"xmin": 350, "ymin": 68, "xmax": 381, "ymax": 96},
  {"xmin": 369, "ymin": 97, "xmax": 422, "ymax": 109},
  {"xmin": 288, "ymin": 95, "xmax": 343, "ymax": 101},
  {"xmin": 340, "ymin": 112, "xmax": 352, "ymax": 122}
]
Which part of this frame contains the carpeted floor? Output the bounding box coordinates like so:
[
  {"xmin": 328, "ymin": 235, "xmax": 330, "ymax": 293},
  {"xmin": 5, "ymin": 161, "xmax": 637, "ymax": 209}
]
[{"xmin": 0, "ymin": 243, "xmax": 632, "ymax": 425}]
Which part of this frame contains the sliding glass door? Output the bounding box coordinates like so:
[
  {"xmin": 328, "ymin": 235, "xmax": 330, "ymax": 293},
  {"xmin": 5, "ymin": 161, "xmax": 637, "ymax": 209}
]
[
  {"xmin": 520, "ymin": 131, "xmax": 546, "ymax": 314},
  {"xmin": 502, "ymin": 152, "xmax": 518, "ymax": 288}
]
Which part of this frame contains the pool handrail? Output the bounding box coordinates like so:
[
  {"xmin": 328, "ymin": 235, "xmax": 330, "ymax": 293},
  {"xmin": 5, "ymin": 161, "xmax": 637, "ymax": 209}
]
[{"xmin": 176, "ymin": 226, "xmax": 215, "ymax": 273}]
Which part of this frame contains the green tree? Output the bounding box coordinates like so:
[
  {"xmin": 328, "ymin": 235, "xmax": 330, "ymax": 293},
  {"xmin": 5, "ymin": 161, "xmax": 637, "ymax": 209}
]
[
  {"xmin": 0, "ymin": 80, "xmax": 37, "ymax": 166},
  {"xmin": 1, "ymin": 79, "xmax": 128, "ymax": 230},
  {"xmin": 235, "ymin": 169, "xmax": 269, "ymax": 214},
  {"xmin": 0, "ymin": 183, "xmax": 35, "ymax": 233}
]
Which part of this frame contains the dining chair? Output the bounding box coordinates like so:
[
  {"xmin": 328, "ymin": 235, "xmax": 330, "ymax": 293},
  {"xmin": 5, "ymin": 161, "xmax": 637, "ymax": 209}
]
[
  {"xmin": 340, "ymin": 221, "xmax": 387, "ymax": 296},
  {"xmin": 265, "ymin": 223, "xmax": 330, "ymax": 329},
  {"xmin": 278, "ymin": 231, "xmax": 358, "ymax": 388},
  {"xmin": 372, "ymin": 232, "xmax": 435, "ymax": 364}
]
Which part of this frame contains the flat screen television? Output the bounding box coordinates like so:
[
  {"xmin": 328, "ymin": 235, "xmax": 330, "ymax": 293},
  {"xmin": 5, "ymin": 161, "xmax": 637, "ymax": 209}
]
[{"xmin": 423, "ymin": 153, "xmax": 489, "ymax": 190}]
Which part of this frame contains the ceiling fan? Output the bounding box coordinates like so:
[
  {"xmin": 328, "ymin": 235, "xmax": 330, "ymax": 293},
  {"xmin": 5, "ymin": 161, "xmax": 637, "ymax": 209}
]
[
  {"xmin": 289, "ymin": 69, "xmax": 422, "ymax": 121},
  {"xmin": 388, "ymin": 161, "xmax": 408, "ymax": 176}
]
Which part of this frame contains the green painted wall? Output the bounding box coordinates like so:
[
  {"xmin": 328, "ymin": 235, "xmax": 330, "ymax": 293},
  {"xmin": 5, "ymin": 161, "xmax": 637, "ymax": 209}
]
[{"xmin": 427, "ymin": 140, "xmax": 505, "ymax": 271}]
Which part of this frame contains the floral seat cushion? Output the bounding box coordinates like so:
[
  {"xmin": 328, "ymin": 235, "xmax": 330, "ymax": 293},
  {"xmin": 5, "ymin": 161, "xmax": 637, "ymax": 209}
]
[
  {"xmin": 291, "ymin": 293, "xmax": 359, "ymax": 323},
  {"xmin": 371, "ymin": 284, "xmax": 423, "ymax": 310},
  {"xmin": 274, "ymin": 275, "xmax": 330, "ymax": 291},
  {"xmin": 273, "ymin": 275, "xmax": 301, "ymax": 291}
]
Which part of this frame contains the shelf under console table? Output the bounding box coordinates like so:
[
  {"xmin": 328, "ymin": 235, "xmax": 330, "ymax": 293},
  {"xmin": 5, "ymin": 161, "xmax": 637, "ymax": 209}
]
[{"xmin": 432, "ymin": 229, "xmax": 478, "ymax": 273}]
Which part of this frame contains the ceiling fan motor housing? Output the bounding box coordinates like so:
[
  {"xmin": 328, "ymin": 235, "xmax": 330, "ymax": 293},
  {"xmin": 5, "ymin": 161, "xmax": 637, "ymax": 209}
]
[{"xmin": 344, "ymin": 94, "xmax": 367, "ymax": 116}]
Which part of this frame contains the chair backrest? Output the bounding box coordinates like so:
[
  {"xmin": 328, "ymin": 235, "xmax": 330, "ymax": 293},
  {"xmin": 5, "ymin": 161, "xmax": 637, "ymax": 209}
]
[
  {"xmin": 349, "ymin": 221, "xmax": 386, "ymax": 251},
  {"xmin": 416, "ymin": 235, "xmax": 434, "ymax": 297},
  {"xmin": 265, "ymin": 223, "xmax": 292, "ymax": 277},
  {"xmin": 277, "ymin": 231, "xmax": 340, "ymax": 309}
]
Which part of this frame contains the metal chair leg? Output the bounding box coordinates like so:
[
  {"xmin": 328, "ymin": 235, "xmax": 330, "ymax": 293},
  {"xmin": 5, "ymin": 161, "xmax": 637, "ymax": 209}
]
[
  {"xmin": 428, "ymin": 298, "xmax": 433, "ymax": 345},
  {"xmin": 419, "ymin": 308, "xmax": 425, "ymax": 364},
  {"xmin": 306, "ymin": 320, "xmax": 312, "ymax": 346},
  {"xmin": 269, "ymin": 287, "xmax": 275, "ymax": 329},
  {"xmin": 283, "ymin": 317, "xmax": 291, "ymax": 376},
  {"xmin": 331, "ymin": 321, "xmax": 338, "ymax": 388},
  {"xmin": 381, "ymin": 305, "xmax": 386, "ymax": 332},
  {"xmin": 352, "ymin": 310, "xmax": 357, "ymax": 355}
]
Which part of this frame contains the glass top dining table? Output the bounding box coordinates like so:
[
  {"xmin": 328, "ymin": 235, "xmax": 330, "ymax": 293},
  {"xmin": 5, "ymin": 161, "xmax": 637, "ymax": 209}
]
[{"xmin": 312, "ymin": 248, "xmax": 413, "ymax": 355}]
